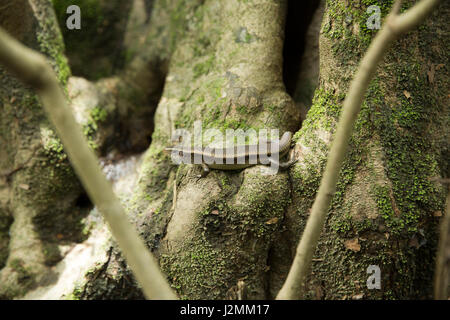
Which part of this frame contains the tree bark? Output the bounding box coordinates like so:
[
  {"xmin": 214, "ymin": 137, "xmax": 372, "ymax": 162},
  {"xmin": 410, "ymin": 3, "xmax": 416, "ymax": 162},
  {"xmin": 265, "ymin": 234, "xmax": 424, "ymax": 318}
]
[{"xmin": 275, "ymin": 0, "xmax": 448, "ymax": 299}]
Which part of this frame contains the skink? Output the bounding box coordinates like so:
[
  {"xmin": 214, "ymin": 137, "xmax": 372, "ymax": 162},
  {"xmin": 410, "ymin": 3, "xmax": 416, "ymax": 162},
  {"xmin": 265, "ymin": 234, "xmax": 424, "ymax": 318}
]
[{"xmin": 164, "ymin": 131, "xmax": 297, "ymax": 177}]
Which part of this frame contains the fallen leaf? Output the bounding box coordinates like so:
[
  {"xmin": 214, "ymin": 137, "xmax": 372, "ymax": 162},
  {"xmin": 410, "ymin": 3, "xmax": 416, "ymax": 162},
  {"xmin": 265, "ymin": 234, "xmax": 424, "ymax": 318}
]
[
  {"xmin": 344, "ymin": 238, "xmax": 361, "ymax": 252},
  {"xmin": 211, "ymin": 209, "xmax": 219, "ymax": 215}
]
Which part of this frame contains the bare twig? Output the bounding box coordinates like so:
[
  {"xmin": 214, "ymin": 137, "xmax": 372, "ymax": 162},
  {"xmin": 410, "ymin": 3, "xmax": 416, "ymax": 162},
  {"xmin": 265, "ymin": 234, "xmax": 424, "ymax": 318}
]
[
  {"xmin": 0, "ymin": 27, "xmax": 177, "ymax": 300},
  {"xmin": 276, "ymin": 0, "xmax": 441, "ymax": 300}
]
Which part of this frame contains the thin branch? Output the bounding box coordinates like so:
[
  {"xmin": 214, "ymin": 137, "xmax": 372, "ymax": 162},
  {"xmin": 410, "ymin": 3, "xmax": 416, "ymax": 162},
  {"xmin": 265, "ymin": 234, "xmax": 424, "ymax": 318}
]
[
  {"xmin": 276, "ymin": 0, "xmax": 441, "ymax": 300},
  {"xmin": 0, "ymin": 27, "xmax": 177, "ymax": 300}
]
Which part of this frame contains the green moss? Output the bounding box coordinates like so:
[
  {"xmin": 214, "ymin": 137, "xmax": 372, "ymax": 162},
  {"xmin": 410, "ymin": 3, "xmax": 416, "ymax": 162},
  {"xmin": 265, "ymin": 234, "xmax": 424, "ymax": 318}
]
[
  {"xmin": 168, "ymin": 0, "xmax": 188, "ymax": 53},
  {"xmin": 77, "ymin": 106, "xmax": 110, "ymax": 151},
  {"xmin": 316, "ymin": 1, "xmax": 444, "ymax": 240},
  {"xmin": 300, "ymin": 88, "xmax": 343, "ymax": 133},
  {"xmin": 157, "ymin": 159, "xmax": 292, "ymax": 298},
  {"xmin": 325, "ymin": 0, "xmax": 417, "ymax": 53},
  {"xmin": 217, "ymin": 173, "xmax": 234, "ymax": 194},
  {"xmin": 42, "ymin": 128, "xmax": 68, "ymax": 163},
  {"xmin": 34, "ymin": 4, "xmax": 71, "ymax": 86},
  {"xmin": 175, "ymin": 76, "xmax": 255, "ymax": 133},
  {"xmin": 137, "ymin": 144, "xmax": 172, "ymax": 197},
  {"xmin": 161, "ymin": 181, "xmax": 290, "ymax": 299},
  {"xmin": 0, "ymin": 214, "xmax": 13, "ymax": 269}
]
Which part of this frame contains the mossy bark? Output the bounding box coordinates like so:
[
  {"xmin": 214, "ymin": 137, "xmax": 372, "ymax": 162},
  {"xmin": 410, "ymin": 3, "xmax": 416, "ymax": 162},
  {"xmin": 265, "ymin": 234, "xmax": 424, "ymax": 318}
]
[{"xmin": 0, "ymin": 0, "xmax": 170, "ymax": 299}]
